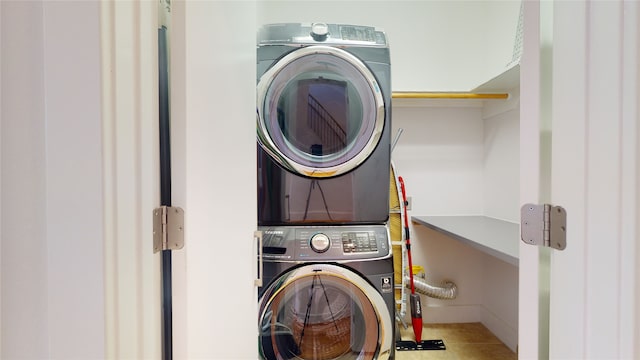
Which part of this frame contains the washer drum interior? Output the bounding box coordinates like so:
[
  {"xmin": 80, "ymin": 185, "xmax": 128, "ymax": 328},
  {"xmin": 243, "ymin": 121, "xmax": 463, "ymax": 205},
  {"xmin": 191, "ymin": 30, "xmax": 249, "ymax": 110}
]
[{"xmin": 258, "ymin": 264, "xmax": 392, "ymax": 359}]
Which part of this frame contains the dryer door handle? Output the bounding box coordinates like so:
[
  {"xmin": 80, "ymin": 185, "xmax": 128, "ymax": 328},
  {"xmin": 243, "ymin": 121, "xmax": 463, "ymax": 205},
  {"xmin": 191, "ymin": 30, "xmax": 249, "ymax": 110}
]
[{"xmin": 255, "ymin": 231, "xmax": 263, "ymax": 287}]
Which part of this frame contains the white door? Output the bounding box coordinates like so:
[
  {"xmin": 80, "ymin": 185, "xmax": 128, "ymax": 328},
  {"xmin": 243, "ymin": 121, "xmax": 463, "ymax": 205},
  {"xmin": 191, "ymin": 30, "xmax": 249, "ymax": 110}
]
[
  {"xmin": 519, "ymin": 1, "xmax": 639, "ymax": 359},
  {"xmin": 170, "ymin": 1, "xmax": 260, "ymax": 359}
]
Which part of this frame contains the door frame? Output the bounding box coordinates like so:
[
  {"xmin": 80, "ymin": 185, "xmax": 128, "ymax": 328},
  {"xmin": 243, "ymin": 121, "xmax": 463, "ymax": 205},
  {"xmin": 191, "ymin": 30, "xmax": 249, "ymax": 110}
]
[{"xmin": 519, "ymin": 1, "xmax": 640, "ymax": 358}]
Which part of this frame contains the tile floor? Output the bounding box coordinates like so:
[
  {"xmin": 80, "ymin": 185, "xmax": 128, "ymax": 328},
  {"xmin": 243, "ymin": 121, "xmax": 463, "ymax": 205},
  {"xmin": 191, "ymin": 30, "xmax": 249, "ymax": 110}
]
[{"xmin": 395, "ymin": 323, "xmax": 517, "ymax": 360}]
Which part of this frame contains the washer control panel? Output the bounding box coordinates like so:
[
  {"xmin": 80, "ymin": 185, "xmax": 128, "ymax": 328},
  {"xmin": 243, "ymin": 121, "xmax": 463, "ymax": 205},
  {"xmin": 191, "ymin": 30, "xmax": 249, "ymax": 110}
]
[
  {"xmin": 342, "ymin": 231, "xmax": 378, "ymax": 253},
  {"xmin": 260, "ymin": 225, "xmax": 390, "ymax": 261}
]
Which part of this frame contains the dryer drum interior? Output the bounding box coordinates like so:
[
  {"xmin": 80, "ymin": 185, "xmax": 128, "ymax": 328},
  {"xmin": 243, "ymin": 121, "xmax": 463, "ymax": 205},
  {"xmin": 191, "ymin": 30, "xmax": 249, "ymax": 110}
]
[
  {"xmin": 257, "ymin": 46, "xmax": 385, "ymax": 178},
  {"xmin": 258, "ymin": 267, "xmax": 388, "ymax": 360},
  {"xmin": 256, "ymin": 41, "xmax": 391, "ymax": 225}
]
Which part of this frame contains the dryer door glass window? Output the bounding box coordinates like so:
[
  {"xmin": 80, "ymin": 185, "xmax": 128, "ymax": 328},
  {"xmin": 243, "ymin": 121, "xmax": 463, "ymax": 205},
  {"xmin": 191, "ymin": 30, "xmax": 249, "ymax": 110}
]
[
  {"xmin": 259, "ymin": 271, "xmax": 383, "ymax": 359},
  {"xmin": 257, "ymin": 46, "xmax": 384, "ymax": 177}
]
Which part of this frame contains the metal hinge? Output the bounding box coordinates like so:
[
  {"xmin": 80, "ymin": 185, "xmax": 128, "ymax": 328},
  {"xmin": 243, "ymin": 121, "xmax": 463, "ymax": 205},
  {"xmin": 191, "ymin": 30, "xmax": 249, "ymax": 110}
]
[
  {"xmin": 255, "ymin": 231, "xmax": 263, "ymax": 287},
  {"xmin": 153, "ymin": 206, "xmax": 185, "ymax": 253},
  {"xmin": 521, "ymin": 203, "xmax": 567, "ymax": 250}
]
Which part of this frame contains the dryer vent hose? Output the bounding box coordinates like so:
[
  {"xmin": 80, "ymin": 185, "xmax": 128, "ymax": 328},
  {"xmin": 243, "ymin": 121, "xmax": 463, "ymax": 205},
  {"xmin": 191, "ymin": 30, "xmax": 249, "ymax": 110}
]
[{"xmin": 404, "ymin": 275, "xmax": 458, "ymax": 300}]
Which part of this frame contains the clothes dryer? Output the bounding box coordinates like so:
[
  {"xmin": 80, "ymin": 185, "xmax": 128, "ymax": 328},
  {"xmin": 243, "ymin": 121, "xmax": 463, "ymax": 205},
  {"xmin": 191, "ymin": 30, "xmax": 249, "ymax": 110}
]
[
  {"xmin": 258, "ymin": 225, "xmax": 395, "ymax": 360},
  {"xmin": 257, "ymin": 23, "xmax": 391, "ymax": 226}
]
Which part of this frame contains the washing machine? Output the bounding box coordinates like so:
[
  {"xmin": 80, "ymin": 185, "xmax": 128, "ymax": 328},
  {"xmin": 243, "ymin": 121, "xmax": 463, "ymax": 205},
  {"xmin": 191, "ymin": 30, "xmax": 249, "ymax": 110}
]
[
  {"xmin": 258, "ymin": 225, "xmax": 395, "ymax": 359},
  {"xmin": 257, "ymin": 23, "xmax": 391, "ymax": 226}
]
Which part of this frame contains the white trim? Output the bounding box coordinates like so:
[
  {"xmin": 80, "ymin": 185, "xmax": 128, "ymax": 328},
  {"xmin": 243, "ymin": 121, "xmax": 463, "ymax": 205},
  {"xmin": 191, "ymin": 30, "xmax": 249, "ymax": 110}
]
[
  {"xmin": 422, "ymin": 304, "xmax": 482, "ymax": 324},
  {"xmin": 549, "ymin": 1, "xmax": 588, "ymax": 358},
  {"xmin": 0, "ymin": 2, "xmax": 3, "ymax": 355},
  {"xmin": 480, "ymin": 306, "xmax": 518, "ymax": 353},
  {"xmin": 519, "ymin": 1, "xmax": 543, "ymax": 359},
  {"xmin": 101, "ymin": 1, "xmax": 161, "ymax": 358},
  {"xmin": 618, "ymin": 1, "xmax": 638, "ymax": 357},
  {"xmin": 636, "ymin": 4, "xmax": 640, "ymax": 357}
]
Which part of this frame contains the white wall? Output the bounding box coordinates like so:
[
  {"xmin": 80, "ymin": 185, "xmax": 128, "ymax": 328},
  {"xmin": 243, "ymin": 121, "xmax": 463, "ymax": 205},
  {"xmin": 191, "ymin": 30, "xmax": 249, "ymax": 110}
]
[
  {"xmin": 1, "ymin": 2, "xmax": 48, "ymax": 356},
  {"xmin": 392, "ymin": 102, "xmax": 484, "ymax": 216},
  {"xmin": 392, "ymin": 97, "xmax": 520, "ymax": 351},
  {"xmin": 482, "ymin": 89, "xmax": 520, "ymax": 222},
  {"xmin": 405, "ymin": 225, "xmax": 518, "ymax": 351},
  {"xmin": 391, "ymin": 95, "xmax": 520, "ymax": 220},
  {"xmin": 484, "ymin": 1, "xmax": 522, "ymax": 76},
  {"xmin": 410, "ymin": 226, "xmax": 485, "ymax": 322},
  {"xmin": 481, "ymin": 94, "xmax": 520, "ymax": 351},
  {"xmin": 257, "ymin": 1, "xmax": 521, "ymax": 91},
  {"xmin": 481, "ymin": 253, "xmax": 518, "ymax": 351},
  {"xmin": 1, "ymin": 1, "xmax": 105, "ymax": 358}
]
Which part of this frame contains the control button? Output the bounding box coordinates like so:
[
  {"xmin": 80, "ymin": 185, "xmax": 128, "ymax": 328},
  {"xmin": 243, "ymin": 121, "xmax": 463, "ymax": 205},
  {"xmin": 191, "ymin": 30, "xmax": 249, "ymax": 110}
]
[
  {"xmin": 310, "ymin": 23, "xmax": 329, "ymax": 41},
  {"xmin": 310, "ymin": 233, "xmax": 330, "ymax": 253}
]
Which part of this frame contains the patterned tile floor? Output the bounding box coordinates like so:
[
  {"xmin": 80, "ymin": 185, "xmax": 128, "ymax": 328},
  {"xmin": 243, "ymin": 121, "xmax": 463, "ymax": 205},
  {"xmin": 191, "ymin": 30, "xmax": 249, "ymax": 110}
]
[{"xmin": 395, "ymin": 323, "xmax": 517, "ymax": 360}]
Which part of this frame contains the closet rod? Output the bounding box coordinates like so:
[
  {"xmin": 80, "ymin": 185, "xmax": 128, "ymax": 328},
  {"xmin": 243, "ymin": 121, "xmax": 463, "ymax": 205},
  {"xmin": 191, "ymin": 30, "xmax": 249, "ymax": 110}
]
[{"xmin": 392, "ymin": 92, "xmax": 509, "ymax": 100}]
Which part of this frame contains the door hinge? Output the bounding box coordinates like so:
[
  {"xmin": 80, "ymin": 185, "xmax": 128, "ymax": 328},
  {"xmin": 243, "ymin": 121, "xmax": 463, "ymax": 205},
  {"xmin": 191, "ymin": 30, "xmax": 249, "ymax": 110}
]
[
  {"xmin": 521, "ymin": 203, "xmax": 567, "ymax": 250},
  {"xmin": 153, "ymin": 206, "xmax": 185, "ymax": 253},
  {"xmin": 255, "ymin": 231, "xmax": 263, "ymax": 287}
]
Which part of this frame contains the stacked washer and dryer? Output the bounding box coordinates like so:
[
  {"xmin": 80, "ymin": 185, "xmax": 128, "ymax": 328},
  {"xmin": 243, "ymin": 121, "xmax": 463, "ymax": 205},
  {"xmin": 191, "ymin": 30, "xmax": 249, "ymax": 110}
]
[{"xmin": 256, "ymin": 23, "xmax": 394, "ymax": 360}]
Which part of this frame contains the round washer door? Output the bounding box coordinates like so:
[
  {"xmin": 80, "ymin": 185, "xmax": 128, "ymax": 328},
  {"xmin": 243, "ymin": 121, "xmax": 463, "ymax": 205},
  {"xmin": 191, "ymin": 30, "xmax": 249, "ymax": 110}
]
[
  {"xmin": 257, "ymin": 46, "xmax": 385, "ymax": 178},
  {"xmin": 258, "ymin": 264, "xmax": 392, "ymax": 360}
]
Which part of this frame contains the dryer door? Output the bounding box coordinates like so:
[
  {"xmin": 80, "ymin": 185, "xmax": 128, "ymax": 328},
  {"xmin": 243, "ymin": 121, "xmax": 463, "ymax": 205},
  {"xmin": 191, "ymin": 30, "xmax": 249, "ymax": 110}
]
[
  {"xmin": 258, "ymin": 264, "xmax": 392, "ymax": 360},
  {"xmin": 257, "ymin": 46, "xmax": 385, "ymax": 178}
]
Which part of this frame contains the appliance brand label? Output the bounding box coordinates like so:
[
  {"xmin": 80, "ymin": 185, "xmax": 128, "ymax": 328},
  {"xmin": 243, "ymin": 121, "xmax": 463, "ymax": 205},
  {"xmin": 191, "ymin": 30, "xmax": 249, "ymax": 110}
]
[{"xmin": 381, "ymin": 276, "xmax": 392, "ymax": 293}]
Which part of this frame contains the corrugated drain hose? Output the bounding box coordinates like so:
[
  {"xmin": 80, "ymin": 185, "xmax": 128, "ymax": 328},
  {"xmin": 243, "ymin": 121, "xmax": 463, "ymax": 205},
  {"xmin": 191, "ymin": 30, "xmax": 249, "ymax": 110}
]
[{"xmin": 404, "ymin": 275, "xmax": 458, "ymax": 300}]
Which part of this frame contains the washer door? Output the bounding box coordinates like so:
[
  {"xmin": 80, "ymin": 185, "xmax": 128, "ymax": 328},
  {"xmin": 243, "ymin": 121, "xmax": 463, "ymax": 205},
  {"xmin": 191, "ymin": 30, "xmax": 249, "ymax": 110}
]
[
  {"xmin": 258, "ymin": 264, "xmax": 392, "ymax": 360},
  {"xmin": 257, "ymin": 46, "xmax": 385, "ymax": 178}
]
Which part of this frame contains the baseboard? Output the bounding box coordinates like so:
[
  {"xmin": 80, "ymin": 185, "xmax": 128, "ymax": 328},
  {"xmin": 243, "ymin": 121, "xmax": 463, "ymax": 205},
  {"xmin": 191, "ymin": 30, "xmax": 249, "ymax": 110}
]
[
  {"xmin": 480, "ymin": 306, "xmax": 518, "ymax": 352},
  {"xmin": 409, "ymin": 304, "xmax": 482, "ymax": 324}
]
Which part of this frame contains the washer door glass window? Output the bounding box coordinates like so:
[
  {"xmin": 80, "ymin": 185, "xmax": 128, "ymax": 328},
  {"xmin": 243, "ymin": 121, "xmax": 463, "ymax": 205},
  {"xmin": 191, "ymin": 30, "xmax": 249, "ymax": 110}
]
[
  {"xmin": 257, "ymin": 46, "xmax": 384, "ymax": 178},
  {"xmin": 258, "ymin": 266, "xmax": 389, "ymax": 360}
]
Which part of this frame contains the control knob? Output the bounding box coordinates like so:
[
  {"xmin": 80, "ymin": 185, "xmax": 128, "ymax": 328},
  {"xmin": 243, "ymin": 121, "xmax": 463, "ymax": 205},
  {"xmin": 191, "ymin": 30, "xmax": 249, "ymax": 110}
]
[
  {"xmin": 310, "ymin": 23, "xmax": 329, "ymax": 41},
  {"xmin": 310, "ymin": 233, "xmax": 330, "ymax": 253}
]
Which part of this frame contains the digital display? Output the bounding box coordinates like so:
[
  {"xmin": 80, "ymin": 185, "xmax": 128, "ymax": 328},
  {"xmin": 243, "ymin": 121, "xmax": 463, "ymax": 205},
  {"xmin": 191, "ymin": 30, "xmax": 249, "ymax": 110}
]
[
  {"xmin": 339, "ymin": 25, "xmax": 376, "ymax": 42},
  {"xmin": 342, "ymin": 232, "xmax": 377, "ymax": 253}
]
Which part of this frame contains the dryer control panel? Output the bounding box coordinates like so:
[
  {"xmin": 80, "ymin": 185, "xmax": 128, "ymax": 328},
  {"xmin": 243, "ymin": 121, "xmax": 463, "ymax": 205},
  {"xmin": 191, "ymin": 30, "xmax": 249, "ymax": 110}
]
[
  {"xmin": 259, "ymin": 225, "xmax": 390, "ymax": 262},
  {"xmin": 258, "ymin": 23, "xmax": 388, "ymax": 47}
]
